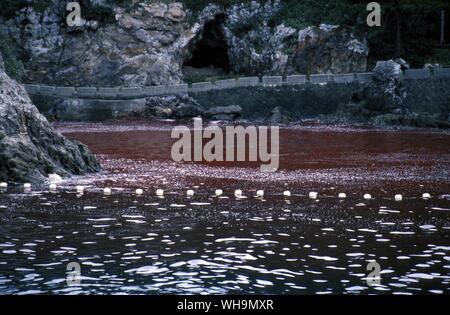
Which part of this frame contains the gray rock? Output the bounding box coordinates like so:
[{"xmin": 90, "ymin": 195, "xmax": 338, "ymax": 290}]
[
  {"xmin": 203, "ymin": 105, "xmax": 242, "ymax": 121},
  {"xmin": 346, "ymin": 60, "xmax": 408, "ymax": 121},
  {"xmin": 150, "ymin": 106, "xmax": 174, "ymax": 119},
  {"xmin": 173, "ymin": 103, "xmax": 204, "ymax": 119},
  {"xmin": 141, "ymin": 95, "xmax": 203, "ymax": 120},
  {"xmin": 394, "ymin": 58, "xmax": 410, "ymax": 70},
  {"xmin": 0, "ymin": 54, "xmax": 100, "ymax": 184},
  {"xmin": 223, "ymin": 0, "xmax": 296, "ymax": 76},
  {"xmin": 290, "ymin": 24, "xmax": 368, "ymax": 74},
  {"xmin": 4, "ymin": 1, "xmax": 195, "ymax": 87},
  {"xmin": 373, "ymin": 59, "xmax": 402, "ymax": 82},
  {"xmin": 266, "ymin": 106, "xmax": 291, "ymax": 124}
]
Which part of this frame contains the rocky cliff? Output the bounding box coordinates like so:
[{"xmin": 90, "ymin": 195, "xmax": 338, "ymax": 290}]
[
  {"xmin": 0, "ymin": 53, "xmax": 100, "ymax": 184},
  {"xmin": 0, "ymin": 0, "xmax": 369, "ymax": 87}
]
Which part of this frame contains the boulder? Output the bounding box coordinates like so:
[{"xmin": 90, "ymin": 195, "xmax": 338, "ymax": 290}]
[
  {"xmin": 143, "ymin": 95, "xmax": 203, "ymax": 120},
  {"xmin": 351, "ymin": 60, "xmax": 407, "ymax": 114},
  {"xmin": 394, "ymin": 58, "xmax": 410, "ymax": 71},
  {"xmin": 203, "ymin": 105, "xmax": 242, "ymax": 121},
  {"xmin": 0, "ymin": 54, "xmax": 100, "ymax": 184},
  {"xmin": 373, "ymin": 59, "xmax": 402, "ymax": 82},
  {"xmin": 173, "ymin": 103, "xmax": 204, "ymax": 119}
]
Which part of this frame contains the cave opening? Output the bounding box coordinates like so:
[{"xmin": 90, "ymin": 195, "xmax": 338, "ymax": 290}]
[{"xmin": 183, "ymin": 15, "xmax": 231, "ymax": 80}]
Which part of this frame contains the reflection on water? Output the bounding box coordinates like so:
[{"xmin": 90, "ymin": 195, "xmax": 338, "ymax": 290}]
[
  {"xmin": 0, "ymin": 191, "xmax": 449, "ymax": 295},
  {"xmin": 0, "ymin": 123, "xmax": 448, "ymax": 295}
]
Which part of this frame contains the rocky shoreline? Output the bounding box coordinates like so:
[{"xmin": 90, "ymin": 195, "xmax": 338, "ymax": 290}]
[{"xmin": 0, "ymin": 53, "xmax": 101, "ymax": 184}]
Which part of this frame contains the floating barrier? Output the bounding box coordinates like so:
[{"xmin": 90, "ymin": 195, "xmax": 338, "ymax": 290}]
[{"xmin": 6, "ymin": 185, "xmax": 436, "ymax": 201}]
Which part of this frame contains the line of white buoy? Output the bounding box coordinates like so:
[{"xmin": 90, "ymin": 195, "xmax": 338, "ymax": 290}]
[{"xmin": 0, "ymin": 183, "xmax": 435, "ymax": 201}]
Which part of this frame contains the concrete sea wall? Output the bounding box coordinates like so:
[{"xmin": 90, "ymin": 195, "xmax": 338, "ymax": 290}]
[{"xmin": 28, "ymin": 68, "xmax": 450, "ymax": 121}]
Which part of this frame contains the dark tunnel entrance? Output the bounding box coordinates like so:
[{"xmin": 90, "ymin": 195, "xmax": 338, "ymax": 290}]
[{"xmin": 183, "ymin": 15, "xmax": 231, "ymax": 80}]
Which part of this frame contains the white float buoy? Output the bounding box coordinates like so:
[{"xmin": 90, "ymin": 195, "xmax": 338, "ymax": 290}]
[
  {"xmin": 338, "ymin": 193, "xmax": 347, "ymax": 199},
  {"xmin": 234, "ymin": 189, "xmax": 243, "ymax": 198},
  {"xmin": 422, "ymin": 193, "xmax": 431, "ymax": 199},
  {"xmin": 24, "ymin": 183, "xmax": 31, "ymax": 189},
  {"xmin": 256, "ymin": 190, "xmax": 264, "ymax": 197},
  {"xmin": 136, "ymin": 189, "xmax": 143, "ymax": 195},
  {"xmin": 283, "ymin": 191, "xmax": 291, "ymax": 197},
  {"xmin": 395, "ymin": 194, "xmax": 403, "ymax": 201},
  {"xmin": 48, "ymin": 173, "xmax": 62, "ymax": 183},
  {"xmin": 49, "ymin": 184, "xmax": 57, "ymax": 190},
  {"xmin": 364, "ymin": 194, "xmax": 372, "ymax": 200},
  {"xmin": 103, "ymin": 188, "xmax": 112, "ymax": 195},
  {"xmin": 76, "ymin": 186, "xmax": 85, "ymax": 194},
  {"xmin": 156, "ymin": 189, "xmax": 164, "ymax": 196},
  {"xmin": 0, "ymin": 182, "xmax": 7, "ymax": 188},
  {"xmin": 186, "ymin": 189, "xmax": 194, "ymax": 197},
  {"xmin": 215, "ymin": 189, "xmax": 223, "ymax": 196},
  {"xmin": 309, "ymin": 192, "xmax": 318, "ymax": 199}
]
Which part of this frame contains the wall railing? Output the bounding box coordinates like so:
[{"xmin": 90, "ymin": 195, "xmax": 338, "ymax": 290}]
[{"xmin": 23, "ymin": 68, "xmax": 450, "ymax": 100}]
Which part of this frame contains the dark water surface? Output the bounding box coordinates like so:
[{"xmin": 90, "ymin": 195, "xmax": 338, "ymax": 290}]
[{"xmin": 0, "ymin": 122, "xmax": 449, "ymax": 295}]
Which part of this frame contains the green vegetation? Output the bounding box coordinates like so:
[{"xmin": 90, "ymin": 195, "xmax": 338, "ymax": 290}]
[
  {"xmin": 0, "ymin": 0, "xmax": 51, "ymax": 18},
  {"xmin": 0, "ymin": 34, "xmax": 25, "ymax": 81}
]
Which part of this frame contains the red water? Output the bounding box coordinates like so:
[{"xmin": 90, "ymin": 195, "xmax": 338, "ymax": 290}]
[
  {"xmin": 0, "ymin": 121, "xmax": 448, "ymax": 295},
  {"xmin": 59, "ymin": 121, "xmax": 450, "ymax": 196}
]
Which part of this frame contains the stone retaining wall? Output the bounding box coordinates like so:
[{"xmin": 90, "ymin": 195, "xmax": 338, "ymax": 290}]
[{"xmin": 24, "ymin": 68, "xmax": 450, "ymax": 100}]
